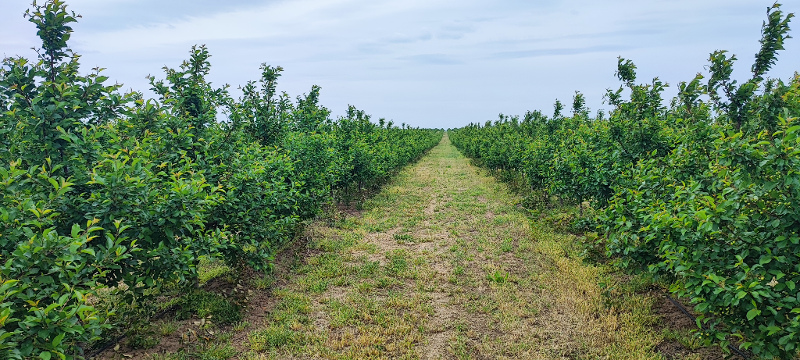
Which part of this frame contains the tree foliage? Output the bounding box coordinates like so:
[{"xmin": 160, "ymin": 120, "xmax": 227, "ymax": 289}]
[
  {"xmin": 0, "ymin": 1, "xmax": 442, "ymax": 358},
  {"xmin": 451, "ymin": 4, "xmax": 799, "ymax": 359}
]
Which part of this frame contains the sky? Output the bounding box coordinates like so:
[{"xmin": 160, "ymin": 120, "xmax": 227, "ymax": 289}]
[{"xmin": 1, "ymin": 0, "xmax": 799, "ymax": 129}]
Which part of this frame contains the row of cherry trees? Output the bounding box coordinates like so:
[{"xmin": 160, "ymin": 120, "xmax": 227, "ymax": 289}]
[
  {"xmin": 451, "ymin": 4, "xmax": 799, "ymax": 359},
  {"xmin": 0, "ymin": 1, "xmax": 442, "ymax": 358}
]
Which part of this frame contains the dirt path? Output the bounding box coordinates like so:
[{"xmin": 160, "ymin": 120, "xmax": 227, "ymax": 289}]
[{"xmin": 229, "ymin": 133, "xmax": 672, "ymax": 360}]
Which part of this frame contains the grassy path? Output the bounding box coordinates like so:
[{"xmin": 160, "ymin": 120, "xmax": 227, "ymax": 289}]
[{"xmin": 239, "ymin": 134, "xmax": 663, "ymax": 359}]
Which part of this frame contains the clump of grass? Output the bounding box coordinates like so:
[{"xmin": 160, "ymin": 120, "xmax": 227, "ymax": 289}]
[
  {"xmin": 500, "ymin": 238, "xmax": 513, "ymax": 252},
  {"xmin": 328, "ymin": 300, "xmax": 358, "ymax": 328},
  {"xmin": 486, "ymin": 270, "xmax": 509, "ymax": 284},
  {"xmin": 127, "ymin": 324, "xmax": 159, "ymax": 349},
  {"xmin": 148, "ymin": 343, "xmax": 237, "ymax": 360},
  {"xmin": 453, "ymin": 265, "xmax": 465, "ymax": 276},
  {"xmin": 252, "ymin": 275, "xmax": 275, "ymax": 290},
  {"xmin": 358, "ymin": 260, "xmax": 380, "ymax": 278},
  {"xmin": 199, "ymin": 343, "xmax": 238, "ymax": 359},
  {"xmin": 159, "ymin": 321, "xmax": 180, "ymax": 336},
  {"xmin": 175, "ymin": 290, "xmax": 242, "ymax": 325},
  {"xmin": 198, "ymin": 257, "xmax": 233, "ymax": 285},
  {"xmin": 233, "ymin": 321, "xmax": 251, "ymax": 331},
  {"xmin": 393, "ymin": 233, "xmax": 416, "ymax": 243},
  {"xmin": 248, "ymin": 324, "xmax": 305, "ymax": 352},
  {"xmin": 385, "ymin": 250, "xmax": 409, "ymax": 275},
  {"xmin": 149, "ymin": 353, "xmax": 187, "ymax": 360},
  {"xmin": 662, "ymin": 328, "xmax": 702, "ymax": 350}
]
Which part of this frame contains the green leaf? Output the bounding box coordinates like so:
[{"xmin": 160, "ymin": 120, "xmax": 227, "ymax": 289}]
[
  {"xmin": 746, "ymin": 308, "xmax": 760, "ymax": 320},
  {"xmin": 695, "ymin": 210, "xmax": 707, "ymax": 221},
  {"xmin": 39, "ymin": 351, "xmax": 51, "ymax": 360},
  {"xmin": 71, "ymin": 224, "xmax": 81, "ymax": 238},
  {"xmin": 696, "ymin": 302, "xmax": 709, "ymax": 312},
  {"xmin": 47, "ymin": 177, "xmax": 59, "ymax": 190},
  {"xmin": 766, "ymin": 325, "xmax": 781, "ymax": 336},
  {"xmin": 52, "ymin": 332, "xmax": 65, "ymax": 347}
]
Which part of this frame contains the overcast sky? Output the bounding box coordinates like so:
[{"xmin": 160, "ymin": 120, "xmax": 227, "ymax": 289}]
[{"xmin": 1, "ymin": 0, "xmax": 799, "ymax": 128}]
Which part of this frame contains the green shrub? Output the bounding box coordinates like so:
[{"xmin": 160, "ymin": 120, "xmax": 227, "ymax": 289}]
[
  {"xmin": 452, "ymin": 4, "xmax": 799, "ymax": 358},
  {"xmin": 0, "ymin": 1, "xmax": 441, "ymax": 358}
]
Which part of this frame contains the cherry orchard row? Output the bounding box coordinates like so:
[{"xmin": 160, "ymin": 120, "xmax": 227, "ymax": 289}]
[
  {"xmin": 451, "ymin": 4, "xmax": 799, "ymax": 359},
  {"xmin": 0, "ymin": 1, "xmax": 441, "ymax": 359}
]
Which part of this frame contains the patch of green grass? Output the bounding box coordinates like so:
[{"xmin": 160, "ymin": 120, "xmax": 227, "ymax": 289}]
[
  {"xmin": 198, "ymin": 257, "xmax": 232, "ymax": 285},
  {"xmin": 159, "ymin": 321, "xmax": 180, "ymax": 336},
  {"xmin": 314, "ymin": 232, "xmax": 359, "ymax": 252},
  {"xmin": 127, "ymin": 324, "xmax": 160, "ymax": 349},
  {"xmin": 486, "ymin": 270, "xmax": 509, "ymax": 284},
  {"xmin": 393, "ymin": 233, "xmax": 415, "ymax": 243},
  {"xmin": 662, "ymin": 328, "xmax": 702, "ymax": 350},
  {"xmin": 365, "ymin": 222, "xmax": 392, "ymax": 233},
  {"xmin": 233, "ymin": 321, "xmax": 250, "ymax": 331},
  {"xmin": 302, "ymin": 252, "xmax": 352, "ymax": 279},
  {"xmin": 356, "ymin": 280, "xmax": 376, "ymax": 293},
  {"xmin": 249, "ymin": 324, "xmax": 306, "ymax": 352},
  {"xmin": 500, "ymin": 238, "xmax": 513, "ymax": 253},
  {"xmin": 375, "ymin": 276, "xmax": 398, "ymax": 289},
  {"xmin": 149, "ymin": 353, "xmax": 188, "ymax": 360},
  {"xmin": 385, "ymin": 250, "xmax": 409, "ymax": 275},
  {"xmin": 175, "ymin": 290, "xmax": 242, "ymax": 325},
  {"xmin": 302, "ymin": 277, "xmax": 330, "ymax": 293},
  {"xmin": 449, "ymin": 322, "xmax": 471, "ymax": 359},
  {"xmin": 353, "ymin": 241, "xmax": 379, "ymax": 254},
  {"xmin": 358, "ymin": 260, "xmax": 380, "ymax": 278},
  {"xmin": 448, "ymin": 274, "xmax": 460, "ymax": 285},
  {"xmin": 453, "ymin": 265, "xmax": 464, "ymax": 276},
  {"xmin": 328, "ymin": 300, "xmax": 358, "ymax": 327},
  {"xmin": 252, "ymin": 275, "xmax": 275, "ymax": 290},
  {"xmin": 198, "ymin": 343, "xmax": 238, "ymax": 359},
  {"xmin": 271, "ymin": 290, "xmax": 312, "ymax": 325},
  {"xmin": 148, "ymin": 342, "xmax": 237, "ymax": 360}
]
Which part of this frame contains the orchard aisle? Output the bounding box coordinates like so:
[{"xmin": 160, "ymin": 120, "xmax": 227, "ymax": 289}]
[{"xmin": 238, "ymin": 134, "xmax": 661, "ymax": 359}]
